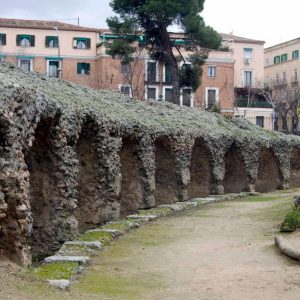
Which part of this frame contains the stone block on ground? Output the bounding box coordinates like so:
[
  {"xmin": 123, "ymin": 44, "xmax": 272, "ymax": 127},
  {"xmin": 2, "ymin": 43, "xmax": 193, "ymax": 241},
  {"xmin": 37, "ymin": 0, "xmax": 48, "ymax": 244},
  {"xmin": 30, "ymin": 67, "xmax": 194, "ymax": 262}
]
[
  {"xmin": 48, "ymin": 279, "xmax": 71, "ymax": 290},
  {"xmin": 127, "ymin": 214, "xmax": 158, "ymax": 222},
  {"xmin": 44, "ymin": 255, "xmax": 90, "ymax": 264}
]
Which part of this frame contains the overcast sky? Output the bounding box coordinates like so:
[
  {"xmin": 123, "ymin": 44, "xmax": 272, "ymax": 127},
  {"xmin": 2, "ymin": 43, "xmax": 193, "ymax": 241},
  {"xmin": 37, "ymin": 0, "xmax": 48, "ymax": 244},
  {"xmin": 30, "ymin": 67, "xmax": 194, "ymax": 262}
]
[{"xmin": 0, "ymin": 0, "xmax": 298, "ymax": 47}]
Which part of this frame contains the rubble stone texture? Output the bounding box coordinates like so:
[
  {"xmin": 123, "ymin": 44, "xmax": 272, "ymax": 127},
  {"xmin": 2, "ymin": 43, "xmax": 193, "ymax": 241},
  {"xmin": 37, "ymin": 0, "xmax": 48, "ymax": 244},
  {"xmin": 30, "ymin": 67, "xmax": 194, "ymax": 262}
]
[{"xmin": 0, "ymin": 61, "xmax": 300, "ymax": 266}]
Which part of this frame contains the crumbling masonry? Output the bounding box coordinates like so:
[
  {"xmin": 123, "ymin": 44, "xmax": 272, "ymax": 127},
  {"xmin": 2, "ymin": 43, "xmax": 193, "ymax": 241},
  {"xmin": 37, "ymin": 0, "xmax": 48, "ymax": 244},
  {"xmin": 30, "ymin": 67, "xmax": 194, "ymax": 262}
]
[{"xmin": 0, "ymin": 62, "xmax": 300, "ymax": 266}]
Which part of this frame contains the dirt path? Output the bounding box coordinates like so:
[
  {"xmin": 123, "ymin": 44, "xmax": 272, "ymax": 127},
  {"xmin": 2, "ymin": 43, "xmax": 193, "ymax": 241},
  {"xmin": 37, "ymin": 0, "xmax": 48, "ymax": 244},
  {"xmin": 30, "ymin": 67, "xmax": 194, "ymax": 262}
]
[{"xmin": 1, "ymin": 191, "xmax": 300, "ymax": 300}]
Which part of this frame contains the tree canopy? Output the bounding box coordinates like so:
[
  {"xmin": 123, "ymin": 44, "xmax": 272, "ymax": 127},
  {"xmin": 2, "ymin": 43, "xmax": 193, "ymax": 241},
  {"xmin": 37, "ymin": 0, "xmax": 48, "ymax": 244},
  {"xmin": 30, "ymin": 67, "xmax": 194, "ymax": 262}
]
[{"xmin": 106, "ymin": 0, "xmax": 221, "ymax": 103}]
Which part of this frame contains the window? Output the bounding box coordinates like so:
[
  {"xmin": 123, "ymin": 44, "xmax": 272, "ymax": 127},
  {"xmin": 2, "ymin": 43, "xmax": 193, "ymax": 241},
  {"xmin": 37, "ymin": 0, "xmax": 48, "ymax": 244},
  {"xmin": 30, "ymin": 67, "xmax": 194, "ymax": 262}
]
[
  {"xmin": 164, "ymin": 64, "xmax": 172, "ymax": 83},
  {"xmin": 283, "ymin": 72, "xmax": 287, "ymax": 82},
  {"xmin": 77, "ymin": 63, "xmax": 90, "ymax": 75},
  {"xmin": 293, "ymin": 69, "xmax": 298, "ymax": 82},
  {"xmin": 0, "ymin": 33, "xmax": 6, "ymax": 46},
  {"xmin": 163, "ymin": 86, "xmax": 176, "ymax": 103},
  {"xmin": 181, "ymin": 88, "xmax": 193, "ymax": 107},
  {"xmin": 46, "ymin": 36, "xmax": 59, "ymax": 48},
  {"xmin": 208, "ymin": 66, "xmax": 216, "ymax": 77},
  {"xmin": 18, "ymin": 59, "xmax": 33, "ymax": 72},
  {"xmin": 146, "ymin": 86, "xmax": 158, "ymax": 100},
  {"xmin": 121, "ymin": 63, "xmax": 131, "ymax": 75},
  {"xmin": 292, "ymin": 50, "xmax": 299, "ymax": 60},
  {"xmin": 274, "ymin": 56, "xmax": 280, "ymax": 64},
  {"xmin": 281, "ymin": 53, "xmax": 288, "ymax": 62},
  {"xmin": 146, "ymin": 61, "xmax": 157, "ymax": 82},
  {"xmin": 256, "ymin": 116, "xmax": 264, "ymax": 128},
  {"xmin": 276, "ymin": 73, "xmax": 280, "ymax": 83},
  {"xmin": 244, "ymin": 71, "xmax": 252, "ymax": 87},
  {"xmin": 73, "ymin": 38, "xmax": 91, "ymax": 49},
  {"xmin": 47, "ymin": 60, "xmax": 61, "ymax": 78},
  {"xmin": 244, "ymin": 48, "xmax": 253, "ymax": 62},
  {"xmin": 206, "ymin": 88, "xmax": 218, "ymax": 109},
  {"xmin": 17, "ymin": 35, "xmax": 35, "ymax": 47},
  {"xmin": 119, "ymin": 85, "xmax": 132, "ymax": 97}
]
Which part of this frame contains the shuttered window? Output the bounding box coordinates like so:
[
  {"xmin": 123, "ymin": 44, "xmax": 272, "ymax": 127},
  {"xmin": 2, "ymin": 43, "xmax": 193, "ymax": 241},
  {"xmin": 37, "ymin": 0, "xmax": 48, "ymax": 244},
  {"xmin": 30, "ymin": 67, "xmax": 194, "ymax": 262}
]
[
  {"xmin": 0, "ymin": 34, "xmax": 6, "ymax": 46},
  {"xmin": 16, "ymin": 35, "xmax": 35, "ymax": 47},
  {"xmin": 77, "ymin": 63, "xmax": 90, "ymax": 75},
  {"xmin": 45, "ymin": 36, "xmax": 59, "ymax": 48},
  {"xmin": 164, "ymin": 64, "xmax": 172, "ymax": 83},
  {"xmin": 73, "ymin": 37, "xmax": 91, "ymax": 49}
]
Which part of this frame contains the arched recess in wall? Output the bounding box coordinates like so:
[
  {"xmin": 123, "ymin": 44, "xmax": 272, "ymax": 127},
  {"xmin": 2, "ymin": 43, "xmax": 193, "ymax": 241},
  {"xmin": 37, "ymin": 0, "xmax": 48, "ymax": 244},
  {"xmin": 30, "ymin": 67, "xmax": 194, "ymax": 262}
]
[
  {"xmin": 154, "ymin": 138, "xmax": 177, "ymax": 205},
  {"xmin": 223, "ymin": 144, "xmax": 248, "ymax": 193},
  {"xmin": 119, "ymin": 137, "xmax": 143, "ymax": 216},
  {"xmin": 188, "ymin": 139, "xmax": 212, "ymax": 198},
  {"xmin": 290, "ymin": 147, "xmax": 300, "ymax": 187},
  {"xmin": 25, "ymin": 116, "xmax": 60, "ymax": 259},
  {"xmin": 255, "ymin": 147, "xmax": 281, "ymax": 192},
  {"xmin": 74, "ymin": 121, "xmax": 105, "ymax": 232}
]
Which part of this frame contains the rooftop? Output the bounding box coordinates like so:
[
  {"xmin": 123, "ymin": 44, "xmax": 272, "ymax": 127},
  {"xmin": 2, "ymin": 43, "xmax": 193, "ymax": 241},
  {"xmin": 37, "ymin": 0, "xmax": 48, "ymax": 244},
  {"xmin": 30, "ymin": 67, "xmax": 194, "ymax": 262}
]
[
  {"xmin": 221, "ymin": 33, "xmax": 265, "ymax": 45},
  {"xmin": 0, "ymin": 17, "xmax": 104, "ymax": 33}
]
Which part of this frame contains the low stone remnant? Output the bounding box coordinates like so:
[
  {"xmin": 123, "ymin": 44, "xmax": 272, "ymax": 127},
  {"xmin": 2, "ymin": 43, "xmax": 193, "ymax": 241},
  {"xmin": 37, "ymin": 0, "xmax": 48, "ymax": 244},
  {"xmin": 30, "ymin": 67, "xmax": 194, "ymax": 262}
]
[
  {"xmin": 44, "ymin": 256, "xmax": 90, "ymax": 264},
  {"xmin": 0, "ymin": 61, "xmax": 300, "ymax": 267},
  {"xmin": 47, "ymin": 280, "xmax": 71, "ymax": 290}
]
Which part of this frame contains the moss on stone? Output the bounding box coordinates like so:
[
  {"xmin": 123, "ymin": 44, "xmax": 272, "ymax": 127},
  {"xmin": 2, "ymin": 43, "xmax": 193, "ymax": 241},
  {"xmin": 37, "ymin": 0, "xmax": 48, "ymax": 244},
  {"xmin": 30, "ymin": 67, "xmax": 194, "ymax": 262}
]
[
  {"xmin": 57, "ymin": 244, "xmax": 99, "ymax": 256},
  {"xmin": 31, "ymin": 262, "xmax": 79, "ymax": 280},
  {"xmin": 78, "ymin": 231, "xmax": 113, "ymax": 245},
  {"xmin": 102, "ymin": 219, "xmax": 136, "ymax": 232},
  {"xmin": 138, "ymin": 207, "xmax": 173, "ymax": 217}
]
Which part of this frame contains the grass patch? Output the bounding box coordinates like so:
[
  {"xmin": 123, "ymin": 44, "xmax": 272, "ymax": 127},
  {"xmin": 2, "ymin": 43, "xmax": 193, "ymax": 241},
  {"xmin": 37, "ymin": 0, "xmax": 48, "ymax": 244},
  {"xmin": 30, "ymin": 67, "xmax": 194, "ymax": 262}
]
[
  {"xmin": 280, "ymin": 205, "xmax": 300, "ymax": 232},
  {"xmin": 73, "ymin": 269, "xmax": 165, "ymax": 300},
  {"xmin": 31, "ymin": 262, "xmax": 79, "ymax": 280},
  {"xmin": 243, "ymin": 195, "xmax": 290, "ymax": 203},
  {"xmin": 79, "ymin": 231, "xmax": 113, "ymax": 245}
]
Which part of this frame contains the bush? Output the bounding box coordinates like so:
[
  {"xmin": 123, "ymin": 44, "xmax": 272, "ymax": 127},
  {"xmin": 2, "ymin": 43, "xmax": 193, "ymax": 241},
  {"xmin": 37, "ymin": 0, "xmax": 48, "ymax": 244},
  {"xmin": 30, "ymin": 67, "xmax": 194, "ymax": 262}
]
[{"xmin": 280, "ymin": 205, "xmax": 300, "ymax": 232}]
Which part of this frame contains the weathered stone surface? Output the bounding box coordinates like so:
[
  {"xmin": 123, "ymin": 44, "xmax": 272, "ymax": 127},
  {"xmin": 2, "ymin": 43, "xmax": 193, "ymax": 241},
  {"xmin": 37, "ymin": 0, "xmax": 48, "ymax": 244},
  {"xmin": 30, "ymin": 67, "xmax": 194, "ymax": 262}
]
[
  {"xmin": 64, "ymin": 241, "xmax": 102, "ymax": 249},
  {"xmin": 127, "ymin": 215, "xmax": 158, "ymax": 221},
  {"xmin": 44, "ymin": 256, "xmax": 90, "ymax": 264},
  {"xmin": 47, "ymin": 280, "xmax": 71, "ymax": 290}
]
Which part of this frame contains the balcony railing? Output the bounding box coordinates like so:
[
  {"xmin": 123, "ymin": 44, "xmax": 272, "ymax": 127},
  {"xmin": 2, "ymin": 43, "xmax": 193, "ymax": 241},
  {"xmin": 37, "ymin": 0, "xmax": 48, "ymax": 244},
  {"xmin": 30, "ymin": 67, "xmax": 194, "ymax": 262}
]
[
  {"xmin": 235, "ymin": 99, "xmax": 273, "ymax": 108},
  {"xmin": 273, "ymin": 78, "xmax": 287, "ymax": 86},
  {"xmin": 291, "ymin": 76, "xmax": 299, "ymax": 83}
]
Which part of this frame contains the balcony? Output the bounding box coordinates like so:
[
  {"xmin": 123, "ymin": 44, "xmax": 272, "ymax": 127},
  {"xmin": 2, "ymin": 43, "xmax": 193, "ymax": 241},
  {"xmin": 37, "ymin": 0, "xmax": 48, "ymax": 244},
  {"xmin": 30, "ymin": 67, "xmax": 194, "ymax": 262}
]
[
  {"xmin": 273, "ymin": 78, "xmax": 287, "ymax": 87},
  {"xmin": 235, "ymin": 99, "xmax": 273, "ymax": 108},
  {"xmin": 291, "ymin": 76, "xmax": 299, "ymax": 84}
]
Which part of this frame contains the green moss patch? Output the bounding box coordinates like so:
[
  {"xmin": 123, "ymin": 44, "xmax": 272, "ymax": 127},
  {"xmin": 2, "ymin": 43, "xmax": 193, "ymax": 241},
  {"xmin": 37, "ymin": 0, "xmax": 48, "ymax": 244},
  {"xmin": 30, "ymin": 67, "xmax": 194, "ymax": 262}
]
[
  {"xmin": 138, "ymin": 207, "xmax": 173, "ymax": 217},
  {"xmin": 32, "ymin": 262, "xmax": 79, "ymax": 280},
  {"xmin": 103, "ymin": 219, "xmax": 136, "ymax": 232},
  {"xmin": 243, "ymin": 194, "xmax": 291, "ymax": 203},
  {"xmin": 79, "ymin": 231, "xmax": 113, "ymax": 245},
  {"xmin": 73, "ymin": 270, "xmax": 165, "ymax": 300},
  {"xmin": 58, "ymin": 244, "xmax": 99, "ymax": 257}
]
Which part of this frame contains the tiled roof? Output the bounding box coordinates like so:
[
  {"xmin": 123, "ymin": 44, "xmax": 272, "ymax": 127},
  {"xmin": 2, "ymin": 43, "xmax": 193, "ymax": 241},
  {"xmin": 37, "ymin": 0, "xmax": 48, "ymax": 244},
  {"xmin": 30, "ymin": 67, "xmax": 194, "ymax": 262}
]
[
  {"xmin": 221, "ymin": 33, "xmax": 265, "ymax": 45},
  {"xmin": 0, "ymin": 18, "xmax": 104, "ymax": 33}
]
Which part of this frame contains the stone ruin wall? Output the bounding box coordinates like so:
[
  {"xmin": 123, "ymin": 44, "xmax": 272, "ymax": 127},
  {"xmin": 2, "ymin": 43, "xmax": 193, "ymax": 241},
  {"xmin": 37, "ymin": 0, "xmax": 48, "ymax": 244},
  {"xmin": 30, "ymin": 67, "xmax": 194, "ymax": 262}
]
[{"xmin": 0, "ymin": 74, "xmax": 300, "ymax": 267}]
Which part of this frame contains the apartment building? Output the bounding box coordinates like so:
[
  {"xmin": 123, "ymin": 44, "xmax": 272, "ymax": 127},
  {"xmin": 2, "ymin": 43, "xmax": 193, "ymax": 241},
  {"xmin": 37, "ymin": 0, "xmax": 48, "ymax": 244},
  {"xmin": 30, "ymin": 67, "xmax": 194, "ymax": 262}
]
[
  {"xmin": 264, "ymin": 38, "xmax": 300, "ymax": 132},
  {"xmin": 220, "ymin": 33, "xmax": 273, "ymax": 129},
  {"xmin": 0, "ymin": 18, "xmax": 101, "ymax": 87},
  {"xmin": 97, "ymin": 33, "xmax": 235, "ymax": 111},
  {"xmin": 265, "ymin": 38, "xmax": 300, "ymax": 87}
]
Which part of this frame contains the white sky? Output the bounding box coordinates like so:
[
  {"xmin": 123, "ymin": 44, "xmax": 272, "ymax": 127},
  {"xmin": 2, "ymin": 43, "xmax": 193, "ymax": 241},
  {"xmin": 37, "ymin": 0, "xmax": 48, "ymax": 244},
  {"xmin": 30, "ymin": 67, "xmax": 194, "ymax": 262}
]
[{"xmin": 0, "ymin": 0, "xmax": 299, "ymax": 47}]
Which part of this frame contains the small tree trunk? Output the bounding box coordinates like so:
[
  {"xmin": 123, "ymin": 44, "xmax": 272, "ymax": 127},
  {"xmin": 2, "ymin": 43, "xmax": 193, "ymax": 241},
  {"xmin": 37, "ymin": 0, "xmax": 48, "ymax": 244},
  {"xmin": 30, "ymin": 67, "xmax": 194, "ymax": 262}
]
[{"xmin": 158, "ymin": 23, "xmax": 181, "ymax": 105}]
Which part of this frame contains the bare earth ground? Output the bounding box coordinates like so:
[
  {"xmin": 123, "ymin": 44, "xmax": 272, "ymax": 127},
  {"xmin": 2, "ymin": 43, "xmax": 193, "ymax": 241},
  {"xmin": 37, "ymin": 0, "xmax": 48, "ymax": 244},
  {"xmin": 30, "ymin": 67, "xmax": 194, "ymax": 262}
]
[{"xmin": 1, "ymin": 189, "xmax": 300, "ymax": 300}]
